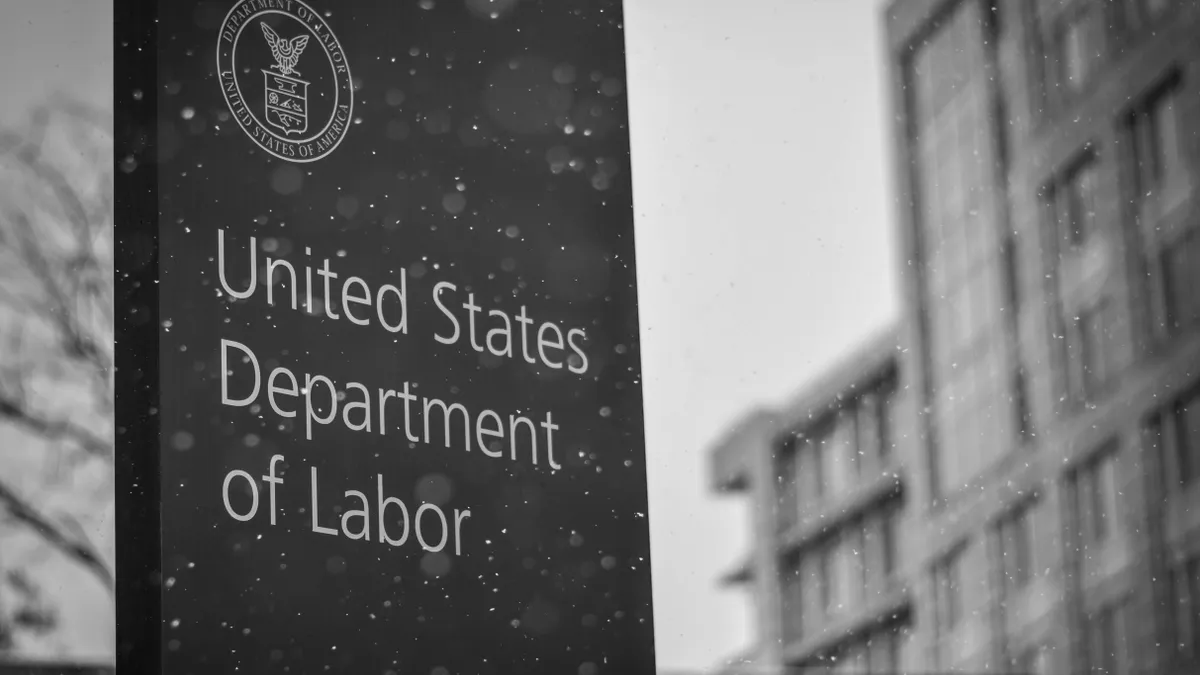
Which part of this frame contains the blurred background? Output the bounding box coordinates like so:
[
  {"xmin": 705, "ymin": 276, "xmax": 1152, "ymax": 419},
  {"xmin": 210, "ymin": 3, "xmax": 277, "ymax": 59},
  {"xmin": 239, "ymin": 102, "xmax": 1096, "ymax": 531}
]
[
  {"xmin": 0, "ymin": 0, "xmax": 114, "ymax": 667},
  {"xmin": 3, "ymin": 0, "xmax": 1200, "ymax": 674}
]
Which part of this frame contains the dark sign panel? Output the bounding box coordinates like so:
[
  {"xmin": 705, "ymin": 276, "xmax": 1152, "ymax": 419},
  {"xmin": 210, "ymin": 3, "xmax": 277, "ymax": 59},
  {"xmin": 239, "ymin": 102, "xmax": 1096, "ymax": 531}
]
[{"xmin": 116, "ymin": 1, "xmax": 654, "ymax": 673}]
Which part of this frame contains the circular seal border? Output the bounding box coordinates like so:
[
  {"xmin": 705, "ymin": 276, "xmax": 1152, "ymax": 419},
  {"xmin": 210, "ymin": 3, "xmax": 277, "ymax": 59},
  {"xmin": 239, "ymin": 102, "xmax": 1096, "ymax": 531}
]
[{"xmin": 216, "ymin": 0, "xmax": 354, "ymax": 163}]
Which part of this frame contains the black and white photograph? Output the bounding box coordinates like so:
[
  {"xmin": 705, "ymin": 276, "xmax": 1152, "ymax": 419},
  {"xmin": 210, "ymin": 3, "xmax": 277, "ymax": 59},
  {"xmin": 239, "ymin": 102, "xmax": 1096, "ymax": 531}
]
[{"xmin": 0, "ymin": 1, "xmax": 1198, "ymax": 674}]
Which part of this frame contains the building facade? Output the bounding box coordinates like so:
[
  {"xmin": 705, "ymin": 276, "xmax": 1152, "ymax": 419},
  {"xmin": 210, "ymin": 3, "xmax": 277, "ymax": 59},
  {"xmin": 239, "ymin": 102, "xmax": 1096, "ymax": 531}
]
[
  {"xmin": 711, "ymin": 328, "xmax": 917, "ymax": 673},
  {"xmin": 712, "ymin": 0, "xmax": 1200, "ymax": 673}
]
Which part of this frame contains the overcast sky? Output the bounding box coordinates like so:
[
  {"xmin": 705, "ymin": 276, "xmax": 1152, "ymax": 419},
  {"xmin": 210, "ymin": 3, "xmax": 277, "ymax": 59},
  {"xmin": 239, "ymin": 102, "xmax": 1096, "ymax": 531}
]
[
  {"xmin": 1, "ymin": 0, "xmax": 896, "ymax": 671},
  {"xmin": 626, "ymin": 1, "xmax": 896, "ymax": 669}
]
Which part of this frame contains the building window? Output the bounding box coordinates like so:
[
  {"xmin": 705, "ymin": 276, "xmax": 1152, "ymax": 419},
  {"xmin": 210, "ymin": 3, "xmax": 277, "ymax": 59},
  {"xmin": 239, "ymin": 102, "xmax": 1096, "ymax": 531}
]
[
  {"xmin": 1001, "ymin": 234, "xmax": 1021, "ymax": 319},
  {"xmin": 1147, "ymin": 386, "xmax": 1200, "ymax": 492},
  {"xmin": 998, "ymin": 501, "xmax": 1035, "ymax": 593},
  {"xmin": 1129, "ymin": 77, "xmax": 1198, "ymax": 340},
  {"xmin": 1013, "ymin": 367, "xmax": 1034, "ymax": 441},
  {"xmin": 858, "ymin": 521, "xmax": 871, "ymax": 592},
  {"xmin": 777, "ymin": 438, "xmax": 800, "ymax": 531},
  {"xmin": 799, "ymin": 437, "xmax": 824, "ymax": 512},
  {"xmin": 877, "ymin": 375, "xmax": 898, "ymax": 465},
  {"xmin": 819, "ymin": 544, "xmax": 834, "ymax": 616},
  {"xmin": 856, "ymin": 392, "xmax": 880, "ymax": 470},
  {"xmin": 1161, "ymin": 228, "xmax": 1200, "ymax": 335},
  {"xmin": 821, "ymin": 412, "xmax": 858, "ymax": 499},
  {"xmin": 857, "ymin": 374, "xmax": 899, "ymax": 471},
  {"xmin": 1086, "ymin": 601, "xmax": 1128, "ymax": 674},
  {"xmin": 1001, "ymin": 234, "xmax": 1031, "ymax": 440},
  {"xmin": 1055, "ymin": 3, "xmax": 1106, "ymax": 95},
  {"xmin": 1071, "ymin": 445, "xmax": 1119, "ymax": 550},
  {"xmin": 828, "ymin": 529, "xmax": 864, "ymax": 618},
  {"xmin": 1174, "ymin": 387, "xmax": 1200, "ymax": 486},
  {"xmin": 1044, "ymin": 150, "xmax": 1125, "ymax": 408},
  {"xmin": 845, "ymin": 408, "xmax": 863, "ymax": 479},
  {"xmin": 1041, "ymin": 151, "xmax": 1123, "ymax": 403},
  {"xmin": 801, "ymin": 551, "xmax": 826, "ymax": 636},
  {"xmin": 1131, "ymin": 81, "xmax": 1187, "ymax": 207},
  {"xmin": 781, "ymin": 552, "xmax": 804, "ymax": 642},
  {"xmin": 866, "ymin": 509, "xmax": 900, "ymax": 597},
  {"xmin": 933, "ymin": 545, "xmax": 965, "ymax": 638},
  {"xmin": 882, "ymin": 509, "xmax": 898, "ymax": 582},
  {"xmin": 1054, "ymin": 155, "xmax": 1101, "ymax": 249},
  {"xmin": 1073, "ymin": 298, "xmax": 1118, "ymax": 400}
]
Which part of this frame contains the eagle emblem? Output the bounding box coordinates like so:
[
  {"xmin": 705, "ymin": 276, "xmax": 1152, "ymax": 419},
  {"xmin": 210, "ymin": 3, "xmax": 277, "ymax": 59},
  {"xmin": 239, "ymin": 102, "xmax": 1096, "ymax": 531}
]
[
  {"xmin": 217, "ymin": 0, "xmax": 353, "ymax": 162},
  {"xmin": 260, "ymin": 22, "xmax": 310, "ymax": 76}
]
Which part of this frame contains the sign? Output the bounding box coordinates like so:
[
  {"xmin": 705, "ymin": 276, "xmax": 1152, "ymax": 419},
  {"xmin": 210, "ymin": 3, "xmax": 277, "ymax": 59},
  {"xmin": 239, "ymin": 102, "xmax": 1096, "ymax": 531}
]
[{"xmin": 115, "ymin": 1, "xmax": 655, "ymax": 673}]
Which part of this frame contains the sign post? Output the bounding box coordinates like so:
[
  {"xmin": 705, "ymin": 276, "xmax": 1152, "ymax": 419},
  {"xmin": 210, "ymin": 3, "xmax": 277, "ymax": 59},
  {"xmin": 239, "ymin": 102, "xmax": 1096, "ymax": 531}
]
[{"xmin": 115, "ymin": 1, "xmax": 655, "ymax": 673}]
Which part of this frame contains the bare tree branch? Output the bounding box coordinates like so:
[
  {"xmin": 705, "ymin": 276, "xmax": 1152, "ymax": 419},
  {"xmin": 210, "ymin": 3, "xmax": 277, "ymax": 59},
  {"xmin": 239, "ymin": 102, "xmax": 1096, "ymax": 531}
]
[
  {"xmin": 5, "ymin": 208, "xmax": 112, "ymax": 387},
  {"xmin": 0, "ymin": 478, "xmax": 113, "ymax": 594},
  {"xmin": 0, "ymin": 394, "xmax": 112, "ymax": 462},
  {"xmin": 0, "ymin": 94, "xmax": 116, "ymax": 633}
]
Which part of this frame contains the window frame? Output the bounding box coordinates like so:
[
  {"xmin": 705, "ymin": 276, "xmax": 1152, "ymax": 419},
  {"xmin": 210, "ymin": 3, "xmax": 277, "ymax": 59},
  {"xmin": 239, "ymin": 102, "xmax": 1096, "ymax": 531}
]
[
  {"xmin": 1124, "ymin": 70, "xmax": 1196, "ymax": 347},
  {"xmin": 1055, "ymin": 151, "xmax": 1101, "ymax": 251},
  {"xmin": 877, "ymin": 374, "xmax": 899, "ymax": 466},
  {"xmin": 933, "ymin": 543, "xmax": 967, "ymax": 638},
  {"xmin": 1075, "ymin": 296, "xmax": 1116, "ymax": 400},
  {"xmin": 1070, "ymin": 442, "xmax": 1119, "ymax": 550},
  {"xmin": 1130, "ymin": 78, "xmax": 1185, "ymax": 201}
]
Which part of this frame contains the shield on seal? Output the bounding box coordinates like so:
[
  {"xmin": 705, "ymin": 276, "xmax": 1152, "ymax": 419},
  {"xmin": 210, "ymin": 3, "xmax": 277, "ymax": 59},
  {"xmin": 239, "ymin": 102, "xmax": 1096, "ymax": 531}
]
[{"xmin": 263, "ymin": 70, "xmax": 309, "ymax": 135}]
